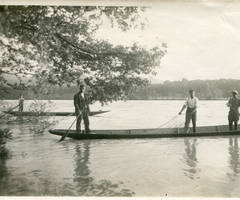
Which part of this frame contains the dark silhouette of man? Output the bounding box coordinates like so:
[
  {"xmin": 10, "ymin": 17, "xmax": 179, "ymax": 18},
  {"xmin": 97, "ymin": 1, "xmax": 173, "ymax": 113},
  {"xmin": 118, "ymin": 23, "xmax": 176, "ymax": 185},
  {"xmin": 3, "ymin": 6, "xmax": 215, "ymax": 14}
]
[{"xmin": 74, "ymin": 84, "xmax": 91, "ymax": 134}]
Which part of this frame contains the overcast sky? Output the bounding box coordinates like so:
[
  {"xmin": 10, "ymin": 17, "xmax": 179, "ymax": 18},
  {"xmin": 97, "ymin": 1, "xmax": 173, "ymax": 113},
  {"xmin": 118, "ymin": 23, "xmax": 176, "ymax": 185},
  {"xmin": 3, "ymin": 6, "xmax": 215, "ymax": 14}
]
[
  {"xmin": 96, "ymin": 1, "xmax": 240, "ymax": 82},
  {"xmin": 4, "ymin": 1, "xmax": 240, "ymax": 83}
]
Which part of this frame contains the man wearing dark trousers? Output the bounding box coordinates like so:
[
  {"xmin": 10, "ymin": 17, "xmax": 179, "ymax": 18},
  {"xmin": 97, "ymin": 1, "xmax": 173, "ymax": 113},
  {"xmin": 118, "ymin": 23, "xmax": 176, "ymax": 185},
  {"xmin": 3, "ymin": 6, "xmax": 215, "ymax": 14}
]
[
  {"xmin": 179, "ymin": 90, "xmax": 198, "ymax": 133},
  {"xmin": 226, "ymin": 90, "xmax": 240, "ymax": 131},
  {"xmin": 18, "ymin": 94, "xmax": 25, "ymax": 112},
  {"xmin": 74, "ymin": 84, "xmax": 91, "ymax": 134}
]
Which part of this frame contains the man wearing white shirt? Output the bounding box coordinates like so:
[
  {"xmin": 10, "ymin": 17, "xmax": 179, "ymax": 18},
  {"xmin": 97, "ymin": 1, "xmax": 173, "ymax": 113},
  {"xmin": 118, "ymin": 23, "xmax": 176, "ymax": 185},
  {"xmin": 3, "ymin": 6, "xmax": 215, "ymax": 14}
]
[{"xmin": 179, "ymin": 90, "xmax": 198, "ymax": 133}]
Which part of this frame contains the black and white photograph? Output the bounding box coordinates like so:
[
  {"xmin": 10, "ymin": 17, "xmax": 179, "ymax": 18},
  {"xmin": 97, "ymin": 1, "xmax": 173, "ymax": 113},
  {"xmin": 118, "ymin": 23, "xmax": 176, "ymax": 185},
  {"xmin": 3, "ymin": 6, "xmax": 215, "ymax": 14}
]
[{"xmin": 1, "ymin": 0, "xmax": 240, "ymax": 198}]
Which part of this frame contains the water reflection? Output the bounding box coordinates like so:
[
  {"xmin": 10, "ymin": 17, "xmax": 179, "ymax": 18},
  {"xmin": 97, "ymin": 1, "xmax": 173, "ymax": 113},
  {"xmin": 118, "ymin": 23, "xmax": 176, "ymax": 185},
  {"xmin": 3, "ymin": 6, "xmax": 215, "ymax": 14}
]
[
  {"xmin": 74, "ymin": 140, "xmax": 93, "ymax": 194},
  {"xmin": 73, "ymin": 141, "xmax": 134, "ymax": 196},
  {"xmin": 227, "ymin": 137, "xmax": 240, "ymax": 181},
  {"xmin": 182, "ymin": 138, "xmax": 201, "ymax": 180}
]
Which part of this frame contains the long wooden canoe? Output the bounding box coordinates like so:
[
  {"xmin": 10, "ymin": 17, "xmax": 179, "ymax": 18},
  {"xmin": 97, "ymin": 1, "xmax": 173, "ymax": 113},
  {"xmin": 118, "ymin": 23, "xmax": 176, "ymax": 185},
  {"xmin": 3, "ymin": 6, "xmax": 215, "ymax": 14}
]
[
  {"xmin": 3, "ymin": 110, "xmax": 109, "ymax": 116},
  {"xmin": 49, "ymin": 125, "xmax": 240, "ymax": 140}
]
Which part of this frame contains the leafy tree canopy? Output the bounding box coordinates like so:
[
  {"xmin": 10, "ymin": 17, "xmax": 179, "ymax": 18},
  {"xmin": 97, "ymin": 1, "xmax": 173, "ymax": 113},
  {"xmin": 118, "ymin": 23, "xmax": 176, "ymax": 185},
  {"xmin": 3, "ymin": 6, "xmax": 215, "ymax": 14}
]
[{"xmin": 0, "ymin": 6, "xmax": 167, "ymax": 104}]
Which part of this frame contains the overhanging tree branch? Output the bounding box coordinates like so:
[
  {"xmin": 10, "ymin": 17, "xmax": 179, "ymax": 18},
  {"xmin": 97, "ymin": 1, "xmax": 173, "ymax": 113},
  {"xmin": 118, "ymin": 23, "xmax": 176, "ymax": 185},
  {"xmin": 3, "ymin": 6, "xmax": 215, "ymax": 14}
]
[
  {"xmin": 54, "ymin": 33, "xmax": 95, "ymax": 60},
  {"xmin": 54, "ymin": 33, "xmax": 138, "ymax": 59}
]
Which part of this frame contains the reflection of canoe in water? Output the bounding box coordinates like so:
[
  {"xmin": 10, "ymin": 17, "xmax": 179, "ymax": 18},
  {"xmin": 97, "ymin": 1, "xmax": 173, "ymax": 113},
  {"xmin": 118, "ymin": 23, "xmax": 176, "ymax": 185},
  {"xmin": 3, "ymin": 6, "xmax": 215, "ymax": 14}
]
[
  {"xmin": 3, "ymin": 110, "xmax": 110, "ymax": 116},
  {"xmin": 49, "ymin": 125, "xmax": 240, "ymax": 140}
]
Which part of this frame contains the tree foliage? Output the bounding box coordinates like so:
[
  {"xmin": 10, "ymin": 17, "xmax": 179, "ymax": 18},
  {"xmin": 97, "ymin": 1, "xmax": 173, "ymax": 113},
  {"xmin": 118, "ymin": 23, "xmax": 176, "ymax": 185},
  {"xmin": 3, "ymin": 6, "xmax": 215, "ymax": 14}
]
[{"xmin": 0, "ymin": 6, "xmax": 167, "ymax": 104}]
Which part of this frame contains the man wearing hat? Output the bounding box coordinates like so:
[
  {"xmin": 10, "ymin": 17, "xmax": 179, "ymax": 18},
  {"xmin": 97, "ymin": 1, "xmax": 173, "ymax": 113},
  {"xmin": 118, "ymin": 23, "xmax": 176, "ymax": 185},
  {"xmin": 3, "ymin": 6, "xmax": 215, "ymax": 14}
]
[
  {"xmin": 74, "ymin": 84, "xmax": 91, "ymax": 134},
  {"xmin": 226, "ymin": 90, "xmax": 240, "ymax": 131},
  {"xmin": 179, "ymin": 90, "xmax": 198, "ymax": 133}
]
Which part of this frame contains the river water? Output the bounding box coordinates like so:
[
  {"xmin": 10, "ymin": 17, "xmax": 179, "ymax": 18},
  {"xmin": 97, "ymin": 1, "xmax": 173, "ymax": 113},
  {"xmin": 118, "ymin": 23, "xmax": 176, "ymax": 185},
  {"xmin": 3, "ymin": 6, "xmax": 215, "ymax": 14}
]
[{"xmin": 0, "ymin": 100, "xmax": 240, "ymax": 197}]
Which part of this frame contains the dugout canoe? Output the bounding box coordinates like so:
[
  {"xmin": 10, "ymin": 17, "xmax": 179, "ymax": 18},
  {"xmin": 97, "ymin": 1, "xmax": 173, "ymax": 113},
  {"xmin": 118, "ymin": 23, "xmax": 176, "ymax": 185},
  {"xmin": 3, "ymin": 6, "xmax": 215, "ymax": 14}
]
[
  {"xmin": 49, "ymin": 125, "xmax": 240, "ymax": 140},
  {"xmin": 3, "ymin": 110, "xmax": 109, "ymax": 116}
]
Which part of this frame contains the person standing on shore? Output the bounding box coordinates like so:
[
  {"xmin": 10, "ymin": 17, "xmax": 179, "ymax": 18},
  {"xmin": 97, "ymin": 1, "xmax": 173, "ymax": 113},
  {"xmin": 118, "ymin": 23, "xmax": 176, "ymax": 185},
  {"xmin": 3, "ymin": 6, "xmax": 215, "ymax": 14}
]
[
  {"xmin": 18, "ymin": 94, "xmax": 25, "ymax": 112},
  {"xmin": 226, "ymin": 90, "xmax": 240, "ymax": 131},
  {"xmin": 74, "ymin": 84, "xmax": 91, "ymax": 134},
  {"xmin": 179, "ymin": 90, "xmax": 198, "ymax": 133}
]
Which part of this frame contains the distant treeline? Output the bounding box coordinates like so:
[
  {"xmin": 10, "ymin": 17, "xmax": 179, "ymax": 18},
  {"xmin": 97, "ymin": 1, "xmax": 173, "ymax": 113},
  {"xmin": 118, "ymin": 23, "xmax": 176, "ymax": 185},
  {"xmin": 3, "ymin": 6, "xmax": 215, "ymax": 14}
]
[
  {"xmin": 128, "ymin": 78, "xmax": 240, "ymax": 100},
  {"xmin": 1, "ymin": 78, "xmax": 240, "ymax": 100}
]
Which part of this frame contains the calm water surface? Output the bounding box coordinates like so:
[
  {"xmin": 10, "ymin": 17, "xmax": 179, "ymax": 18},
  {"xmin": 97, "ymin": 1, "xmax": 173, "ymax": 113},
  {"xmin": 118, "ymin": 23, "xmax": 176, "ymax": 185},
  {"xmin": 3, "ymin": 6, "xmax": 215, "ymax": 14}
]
[{"xmin": 0, "ymin": 100, "xmax": 240, "ymax": 197}]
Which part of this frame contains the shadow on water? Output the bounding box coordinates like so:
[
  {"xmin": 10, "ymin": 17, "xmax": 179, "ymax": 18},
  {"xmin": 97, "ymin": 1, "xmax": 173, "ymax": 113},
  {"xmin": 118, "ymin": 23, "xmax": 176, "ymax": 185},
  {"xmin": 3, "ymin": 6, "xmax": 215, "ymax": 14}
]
[
  {"xmin": 227, "ymin": 137, "xmax": 240, "ymax": 181},
  {"xmin": 72, "ymin": 140, "xmax": 134, "ymax": 197},
  {"xmin": 181, "ymin": 138, "xmax": 201, "ymax": 180},
  {"xmin": 0, "ymin": 159, "xmax": 33, "ymax": 196},
  {"xmin": 0, "ymin": 159, "xmax": 9, "ymax": 194}
]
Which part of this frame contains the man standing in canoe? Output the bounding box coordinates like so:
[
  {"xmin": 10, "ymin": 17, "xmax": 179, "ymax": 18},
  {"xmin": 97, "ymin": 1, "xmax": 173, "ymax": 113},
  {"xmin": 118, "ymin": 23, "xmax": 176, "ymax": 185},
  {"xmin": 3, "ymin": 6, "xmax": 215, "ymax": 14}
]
[
  {"xmin": 226, "ymin": 90, "xmax": 240, "ymax": 131},
  {"xmin": 18, "ymin": 94, "xmax": 25, "ymax": 112},
  {"xmin": 74, "ymin": 84, "xmax": 91, "ymax": 134},
  {"xmin": 179, "ymin": 90, "xmax": 198, "ymax": 133}
]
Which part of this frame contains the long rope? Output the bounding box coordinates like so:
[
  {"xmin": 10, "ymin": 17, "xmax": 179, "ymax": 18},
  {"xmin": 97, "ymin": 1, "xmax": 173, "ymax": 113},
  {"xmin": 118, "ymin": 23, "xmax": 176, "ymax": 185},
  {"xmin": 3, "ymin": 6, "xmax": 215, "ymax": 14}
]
[
  {"xmin": 155, "ymin": 115, "xmax": 179, "ymax": 129},
  {"xmin": 155, "ymin": 109, "xmax": 196, "ymax": 130},
  {"xmin": 155, "ymin": 100, "xmax": 240, "ymax": 131},
  {"xmin": 165, "ymin": 118, "xmax": 185, "ymax": 133}
]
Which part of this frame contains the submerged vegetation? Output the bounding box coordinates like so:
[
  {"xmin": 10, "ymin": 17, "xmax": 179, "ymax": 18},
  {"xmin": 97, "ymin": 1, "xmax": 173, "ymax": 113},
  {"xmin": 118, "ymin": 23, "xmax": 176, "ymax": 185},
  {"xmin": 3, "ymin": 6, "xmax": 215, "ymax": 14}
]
[
  {"xmin": 0, "ymin": 99, "xmax": 59, "ymax": 159},
  {"xmin": 0, "ymin": 81, "xmax": 60, "ymax": 134},
  {"xmin": 27, "ymin": 99, "xmax": 59, "ymax": 134},
  {"xmin": 0, "ymin": 99, "xmax": 59, "ymax": 134}
]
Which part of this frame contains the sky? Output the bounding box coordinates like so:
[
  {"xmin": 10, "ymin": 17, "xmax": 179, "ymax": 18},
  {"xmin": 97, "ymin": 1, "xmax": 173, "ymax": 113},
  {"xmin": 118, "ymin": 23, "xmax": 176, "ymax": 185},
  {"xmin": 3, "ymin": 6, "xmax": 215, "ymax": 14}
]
[
  {"xmin": 95, "ymin": 1, "xmax": 240, "ymax": 82},
  {"xmin": 3, "ymin": 0, "xmax": 240, "ymax": 83}
]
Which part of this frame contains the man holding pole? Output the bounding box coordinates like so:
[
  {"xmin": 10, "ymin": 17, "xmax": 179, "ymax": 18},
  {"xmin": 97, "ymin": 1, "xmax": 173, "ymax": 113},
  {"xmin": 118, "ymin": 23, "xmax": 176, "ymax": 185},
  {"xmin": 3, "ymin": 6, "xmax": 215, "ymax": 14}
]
[
  {"xmin": 226, "ymin": 90, "xmax": 240, "ymax": 131},
  {"xmin": 74, "ymin": 84, "xmax": 91, "ymax": 134},
  {"xmin": 179, "ymin": 90, "xmax": 198, "ymax": 133},
  {"xmin": 18, "ymin": 94, "xmax": 25, "ymax": 112}
]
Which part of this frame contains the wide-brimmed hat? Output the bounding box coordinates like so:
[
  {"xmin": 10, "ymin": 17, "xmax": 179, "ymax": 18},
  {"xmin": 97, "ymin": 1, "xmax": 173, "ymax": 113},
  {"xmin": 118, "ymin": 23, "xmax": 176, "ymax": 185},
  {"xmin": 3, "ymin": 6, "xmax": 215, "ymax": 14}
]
[{"xmin": 232, "ymin": 90, "xmax": 238, "ymax": 95}]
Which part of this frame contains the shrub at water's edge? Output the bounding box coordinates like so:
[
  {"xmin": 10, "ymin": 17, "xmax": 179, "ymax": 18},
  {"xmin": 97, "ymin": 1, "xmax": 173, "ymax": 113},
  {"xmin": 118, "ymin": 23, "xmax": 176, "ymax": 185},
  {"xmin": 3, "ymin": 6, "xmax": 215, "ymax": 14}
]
[
  {"xmin": 0, "ymin": 99, "xmax": 59, "ymax": 134},
  {"xmin": 0, "ymin": 129, "xmax": 12, "ymax": 159}
]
